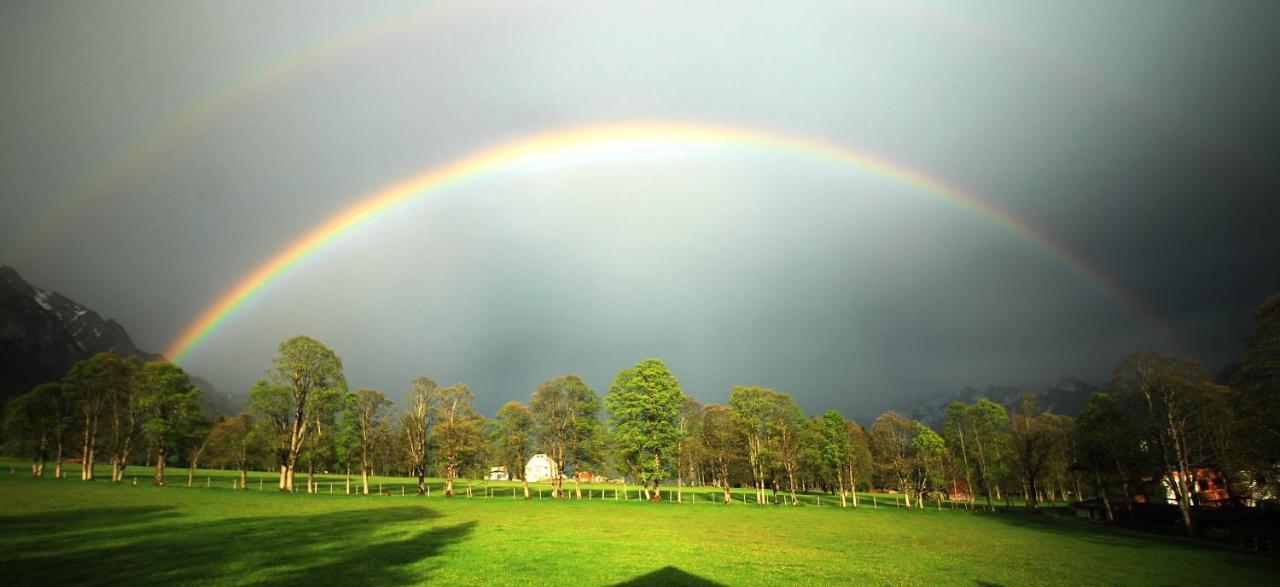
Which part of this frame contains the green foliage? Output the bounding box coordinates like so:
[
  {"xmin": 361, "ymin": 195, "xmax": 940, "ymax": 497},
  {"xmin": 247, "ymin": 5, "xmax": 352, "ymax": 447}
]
[
  {"xmin": 605, "ymin": 359, "xmax": 685, "ymax": 495},
  {"xmin": 493, "ymin": 401, "xmax": 531, "ymax": 481},
  {"xmin": 138, "ymin": 361, "xmax": 201, "ymax": 462}
]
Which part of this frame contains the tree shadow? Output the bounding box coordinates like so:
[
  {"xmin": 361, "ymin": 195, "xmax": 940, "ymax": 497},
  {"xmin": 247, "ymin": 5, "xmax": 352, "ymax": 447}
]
[
  {"xmin": 613, "ymin": 566, "xmax": 726, "ymax": 586},
  {"xmin": 1, "ymin": 505, "xmax": 473, "ymax": 585}
]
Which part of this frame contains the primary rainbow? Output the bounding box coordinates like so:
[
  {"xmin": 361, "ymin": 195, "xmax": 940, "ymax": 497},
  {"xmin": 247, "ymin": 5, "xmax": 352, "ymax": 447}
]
[{"xmin": 164, "ymin": 122, "xmax": 1177, "ymax": 362}]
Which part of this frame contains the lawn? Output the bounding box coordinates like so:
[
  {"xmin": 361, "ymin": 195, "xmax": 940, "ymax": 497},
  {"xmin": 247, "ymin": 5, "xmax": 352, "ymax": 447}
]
[{"xmin": 1, "ymin": 463, "xmax": 1275, "ymax": 585}]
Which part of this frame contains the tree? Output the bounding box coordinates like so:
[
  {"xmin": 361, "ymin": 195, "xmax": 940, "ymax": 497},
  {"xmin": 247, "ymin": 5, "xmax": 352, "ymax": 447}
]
[
  {"xmin": 433, "ymin": 383, "xmax": 480, "ymax": 497},
  {"xmin": 65, "ymin": 353, "xmax": 134, "ymax": 481},
  {"xmin": 728, "ymin": 385, "xmax": 777, "ymax": 505},
  {"xmin": 138, "ymin": 361, "xmax": 201, "ymax": 486},
  {"xmin": 605, "ymin": 358, "xmax": 685, "ymax": 502},
  {"xmin": 675, "ymin": 397, "xmax": 704, "ymax": 503},
  {"xmin": 402, "ymin": 376, "xmax": 440, "ymax": 495},
  {"xmin": 1076, "ymin": 392, "xmax": 1134, "ymax": 521},
  {"xmin": 207, "ymin": 413, "xmax": 258, "ymax": 487},
  {"xmin": 815, "ymin": 410, "xmax": 852, "ymax": 507},
  {"xmin": 1233, "ymin": 292, "xmax": 1280, "ymax": 495},
  {"xmin": 266, "ymin": 335, "xmax": 347, "ymax": 492},
  {"xmin": 700, "ymin": 404, "xmax": 739, "ymax": 504},
  {"xmin": 966, "ymin": 398, "xmax": 1010, "ymax": 510},
  {"xmin": 1009, "ymin": 394, "xmax": 1054, "ymax": 511},
  {"xmin": 943, "ymin": 401, "xmax": 977, "ymax": 509},
  {"xmin": 4, "ymin": 383, "xmax": 66, "ymax": 477},
  {"xmin": 911, "ymin": 422, "xmax": 947, "ymax": 508},
  {"xmin": 102, "ymin": 355, "xmax": 145, "ymax": 483},
  {"xmin": 531, "ymin": 375, "xmax": 601, "ymax": 499},
  {"xmin": 347, "ymin": 388, "xmax": 393, "ymax": 495},
  {"xmin": 870, "ymin": 411, "xmax": 917, "ymax": 507},
  {"xmin": 1113, "ymin": 351, "xmax": 1215, "ymax": 534},
  {"xmin": 845, "ymin": 420, "xmax": 874, "ymax": 507},
  {"xmin": 183, "ymin": 416, "xmax": 214, "ymax": 488},
  {"xmin": 495, "ymin": 401, "xmax": 533, "ymax": 499},
  {"xmin": 768, "ymin": 393, "xmax": 806, "ymax": 505}
]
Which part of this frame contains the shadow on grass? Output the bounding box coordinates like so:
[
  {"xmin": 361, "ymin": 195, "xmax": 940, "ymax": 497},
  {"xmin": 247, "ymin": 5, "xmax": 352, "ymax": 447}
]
[
  {"xmin": 613, "ymin": 566, "xmax": 725, "ymax": 586},
  {"xmin": 980, "ymin": 509, "xmax": 1278, "ymax": 569},
  {"xmin": 0, "ymin": 505, "xmax": 472, "ymax": 585}
]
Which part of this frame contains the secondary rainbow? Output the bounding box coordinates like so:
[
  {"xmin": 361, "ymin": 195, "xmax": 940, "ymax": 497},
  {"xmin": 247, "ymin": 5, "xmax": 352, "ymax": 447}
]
[{"xmin": 164, "ymin": 122, "xmax": 1177, "ymax": 362}]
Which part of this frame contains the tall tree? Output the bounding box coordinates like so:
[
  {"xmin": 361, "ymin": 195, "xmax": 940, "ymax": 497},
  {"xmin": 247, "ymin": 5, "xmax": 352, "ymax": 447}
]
[
  {"xmin": 531, "ymin": 375, "xmax": 600, "ymax": 498},
  {"xmin": 911, "ymin": 422, "xmax": 947, "ymax": 508},
  {"xmin": 870, "ymin": 411, "xmax": 917, "ymax": 507},
  {"xmin": 1076, "ymin": 392, "xmax": 1136, "ymax": 521},
  {"xmin": 700, "ymin": 404, "xmax": 739, "ymax": 504},
  {"xmin": 943, "ymin": 401, "xmax": 977, "ymax": 509},
  {"xmin": 65, "ymin": 353, "xmax": 134, "ymax": 481},
  {"xmin": 207, "ymin": 413, "xmax": 258, "ymax": 487},
  {"xmin": 495, "ymin": 401, "xmax": 533, "ymax": 499},
  {"xmin": 347, "ymin": 388, "xmax": 393, "ymax": 495},
  {"xmin": 1009, "ymin": 394, "xmax": 1054, "ymax": 511},
  {"xmin": 816, "ymin": 410, "xmax": 852, "ymax": 507},
  {"xmin": 266, "ymin": 335, "xmax": 347, "ymax": 492},
  {"xmin": 676, "ymin": 397, "xmax": 704, "ymax": 503},
  {"xmin": 966, "ymin": 398, "xmax": 1010, "ymax": 510},
  {"xmin": 249, "ymin": 380, "xmax": 291, "ymax": 488},
  {"xmin": 138, "ymin": 361, "xmax": 201, "ymax": 486},
  {"xmin": 845, "ymin": 420, "xmax": 874, "ymax": 507},
  {"xmin": 1112, "ymin": 351, "xmax": 1215, "ymax": 534},
  {"xmin": 433, "ymin": 383, "xmax": 480, "ymax": 497},
  {"xmin": 1233, "ymin": 291, "xmax": 1280, "ymax": 496},
  {"xmin": 402, "ymin": 376, "xmax": 440, "ymax": 495},
  {"xmin": 605, "ymin": 358, "xmax": 685, "ymax": 502},
  {"xmin": 768, "ymin": 393, "xmax": 806, "ymax": 505},
  {"xmin": 728, "ymin": 385, "xmax": 777, "ymax": 505},
  {"xmin": 3, "ymin": 383, "xmax": 66, "ymax": 477}
]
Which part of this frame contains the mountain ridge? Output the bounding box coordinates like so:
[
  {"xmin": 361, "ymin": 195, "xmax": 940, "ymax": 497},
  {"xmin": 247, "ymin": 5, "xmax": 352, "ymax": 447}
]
[{"xmin": 0, "ymin": 265, "xmax": 236, "ymax": 414}]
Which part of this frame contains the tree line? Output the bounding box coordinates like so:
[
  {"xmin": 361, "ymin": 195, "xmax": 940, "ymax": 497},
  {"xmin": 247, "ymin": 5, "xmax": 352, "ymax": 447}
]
[{"xmin": 5, "ymin": 293, "xmax": 1277, "ymax": 536}]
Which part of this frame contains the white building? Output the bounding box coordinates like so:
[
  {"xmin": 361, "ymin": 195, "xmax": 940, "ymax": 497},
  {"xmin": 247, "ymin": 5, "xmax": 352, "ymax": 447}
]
[
  {"xmin": 525, "ymin": 453, "xmax": 560, "ymax": 483},
  {"xmin": 487, "ymin": 466, "xmax": 509, "ymax": 481}
]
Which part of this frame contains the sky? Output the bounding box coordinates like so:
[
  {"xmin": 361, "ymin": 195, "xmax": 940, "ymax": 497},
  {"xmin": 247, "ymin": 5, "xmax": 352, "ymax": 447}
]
[{"xmin": 2, "ymin": 0, "xmax": 1278, "ymax": 420}]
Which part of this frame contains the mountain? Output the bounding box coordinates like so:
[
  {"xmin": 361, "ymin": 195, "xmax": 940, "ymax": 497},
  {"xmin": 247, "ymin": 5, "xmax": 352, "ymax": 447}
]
[
  {"xmin": 907, "ymin": 376, "xmax": 1103, "ymax": 429},
  {"xmin": 0, "ymin": 265, "xmax": 236, "ymax": 414}
]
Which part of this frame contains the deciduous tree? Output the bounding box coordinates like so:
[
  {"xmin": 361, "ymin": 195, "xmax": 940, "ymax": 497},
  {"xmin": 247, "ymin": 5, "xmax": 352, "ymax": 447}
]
[{"xmin": 605, "ymin": 358, "xmax": 685, "ymax": 502}]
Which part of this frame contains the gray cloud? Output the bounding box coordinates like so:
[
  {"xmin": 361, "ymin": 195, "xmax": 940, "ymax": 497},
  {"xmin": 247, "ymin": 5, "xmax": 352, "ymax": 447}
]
[{"xmin": 2, "ymin": 1, "xmax": 1277, "ymax": 419}]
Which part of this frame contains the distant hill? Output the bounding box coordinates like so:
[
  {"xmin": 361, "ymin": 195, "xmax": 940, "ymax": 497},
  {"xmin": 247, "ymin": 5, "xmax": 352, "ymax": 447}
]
[
  {"xmin": 0, "ymin": 265, "xmax": 236, "ymax": 415},
  {"xmin": 907, "ymin": 376, "xmax": 1103, "ymax": 429}
]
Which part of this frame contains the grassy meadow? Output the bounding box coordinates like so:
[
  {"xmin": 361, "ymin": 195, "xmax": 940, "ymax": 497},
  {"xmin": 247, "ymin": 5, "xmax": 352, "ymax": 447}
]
[{"xmin": 1, "ymin": 461, "xmax": 1276, "ymax": 586}]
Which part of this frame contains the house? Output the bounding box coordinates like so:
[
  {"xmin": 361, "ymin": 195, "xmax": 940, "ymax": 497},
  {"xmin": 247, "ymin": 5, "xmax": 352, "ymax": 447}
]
[
  {"xmin": 525, "ymin": 453, "xmax": 560, "ymax": 483},
  {"xmin": 487, "ymin": 466, "xmax": 509, "ymax": 481},
  {"xmin": 574, "ymin": 470, "xmax": 595, "ymax": 483},
  {"xmin": 1163, "ymin": 469, "xmax": 1231, "ymax": 506}
]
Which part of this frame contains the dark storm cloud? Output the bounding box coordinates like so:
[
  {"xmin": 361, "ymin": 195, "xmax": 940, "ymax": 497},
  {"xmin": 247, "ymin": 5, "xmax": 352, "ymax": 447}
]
[{"xmin": 2, "ymin": 1, "xmax": 1277, "ymax": 419}]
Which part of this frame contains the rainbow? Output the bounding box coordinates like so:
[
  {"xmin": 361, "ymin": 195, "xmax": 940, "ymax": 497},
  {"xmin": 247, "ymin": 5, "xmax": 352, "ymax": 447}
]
[
  {"xmin": 1, "ymin": 0, "xmax": 488, "ymax": 261},
  {"xmin": 163, "ymin": 121, "xmax": 1179, "ymax": 362},
  {"xmin": 6, "ymin": 0, "xmax": 1218, "ymax": 267}
]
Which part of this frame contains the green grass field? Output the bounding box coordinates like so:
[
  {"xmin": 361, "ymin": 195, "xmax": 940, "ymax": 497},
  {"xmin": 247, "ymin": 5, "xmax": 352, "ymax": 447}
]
[{"xmin": 1, "ymin": 462, "xmax": 1276, "ymax": 585}]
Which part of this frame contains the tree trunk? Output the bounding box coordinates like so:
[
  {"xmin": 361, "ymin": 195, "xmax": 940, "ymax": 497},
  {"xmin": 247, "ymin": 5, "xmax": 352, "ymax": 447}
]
[
  {"xmin": 573, "ymin": 476, "xmax": 582, "ymax": 500},
  {"xmin": 522, "ymin": 477, "xmax": 531, "ymax": 500},
  {"xmin": 54, "ymin": 439, "xmax": 63, "ymax": 479},
  {"xmin": 1094, "ymin": 469, "xmax": 1114, "ymax": 522},
  {"xmin": 445, "ymin": 469, "xmax": 455, "ymax": 497},
  {"xmin": 649, "ymin": 480, "xmax": 662, "ymax": 502},
  {"xmin": 153, "ymin": 449, "xmax": 166, "ymax": 486},
  {"xmin": 786, "ymin": 466, "xmax": 798, "ymax": 506},
  {"xmin": 416, "ymin": 466, "xmax": 426, "ymax": 495},
  {"xmin": 362, "ymin": 466, "xmax": 369, "ymax": 495},
  {"xmin": 278, "ymin": 464, "xmax": 288, "ymax": 491}
]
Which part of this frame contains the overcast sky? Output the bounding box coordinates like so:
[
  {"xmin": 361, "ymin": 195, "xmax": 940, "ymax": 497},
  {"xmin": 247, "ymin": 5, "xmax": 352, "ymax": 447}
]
[{"xmin": 2, "ymin": 0, "xmax": 1277, "ymax": 419}]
